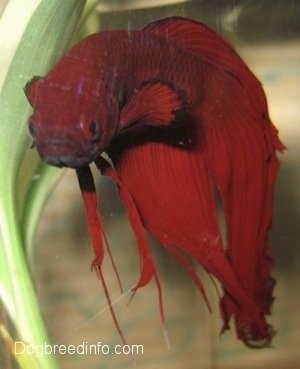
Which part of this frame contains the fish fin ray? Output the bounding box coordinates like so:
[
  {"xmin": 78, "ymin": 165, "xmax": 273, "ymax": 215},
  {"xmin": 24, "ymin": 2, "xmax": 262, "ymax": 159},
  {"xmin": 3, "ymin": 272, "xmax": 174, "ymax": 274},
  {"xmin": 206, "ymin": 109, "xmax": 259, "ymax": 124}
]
[
  {"xmin": 143, "ymin": 17, "xmax": 244, "ymax": 73},
  {"xmin": 202, "ymin": 103, "xmax": 278, "ymax": 347},
  {"xmin": 119, "ymin": 79, "xmax": 187, "ymax": 132},
  {"xmin": 96, "ymin": 157, "xmax": 156, "ymax": 290},
  {"xmin": 76, "ymin": 166, "xmax": 105, "ymax": 266},
  {"xmin": 144, "ymin": 17, "xmax": 288, "ymax": 142},
  {"xmin": 95, "ymin": 266, "xmax": 128, "ymax": 345},
  {"xmin": 163, "ymin": 242, "xmax": 212, "ymax": 312}
]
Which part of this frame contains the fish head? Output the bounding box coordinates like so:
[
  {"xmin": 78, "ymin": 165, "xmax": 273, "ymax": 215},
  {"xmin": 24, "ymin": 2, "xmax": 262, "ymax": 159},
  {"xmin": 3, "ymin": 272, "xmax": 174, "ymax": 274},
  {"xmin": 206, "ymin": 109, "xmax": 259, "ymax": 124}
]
[{"xmin": 25, "ymin": 67, "xmax": 118, "ymax": 168}]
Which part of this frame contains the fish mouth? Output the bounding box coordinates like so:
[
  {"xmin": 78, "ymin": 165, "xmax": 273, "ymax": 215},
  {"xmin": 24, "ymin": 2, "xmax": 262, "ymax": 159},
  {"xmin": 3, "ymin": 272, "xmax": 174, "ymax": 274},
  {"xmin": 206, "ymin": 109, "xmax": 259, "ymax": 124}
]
[
  {"xmin": 36, "ymin": 140, "xmax": 98, "ymax": 168},
  {"xmin": 42, "ymin": 153, "xmax": 92, "ymax": 168}
]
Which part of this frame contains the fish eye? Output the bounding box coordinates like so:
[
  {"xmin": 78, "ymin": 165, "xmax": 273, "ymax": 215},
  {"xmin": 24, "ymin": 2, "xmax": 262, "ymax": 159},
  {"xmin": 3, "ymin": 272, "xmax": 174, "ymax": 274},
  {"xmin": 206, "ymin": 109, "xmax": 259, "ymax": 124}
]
[{"xmin": 89, "ymin": 121, "xmax": 100, "ymax": 142}]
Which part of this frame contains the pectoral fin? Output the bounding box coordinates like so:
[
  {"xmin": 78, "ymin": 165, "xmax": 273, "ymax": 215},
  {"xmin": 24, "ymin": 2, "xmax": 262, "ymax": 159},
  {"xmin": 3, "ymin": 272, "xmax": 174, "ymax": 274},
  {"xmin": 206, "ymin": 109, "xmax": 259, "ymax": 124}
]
[{"xmin": 119, "ymin": 79, "xmax": 186, "ymax": 132}]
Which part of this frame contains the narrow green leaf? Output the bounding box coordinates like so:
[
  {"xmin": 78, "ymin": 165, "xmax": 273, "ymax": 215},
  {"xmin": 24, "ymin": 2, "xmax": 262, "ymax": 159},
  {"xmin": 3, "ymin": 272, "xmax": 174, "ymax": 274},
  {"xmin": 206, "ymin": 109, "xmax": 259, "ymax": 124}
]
[{"xmin": 0, "ymin": 1, "xmax": 87, "ymax": 368}]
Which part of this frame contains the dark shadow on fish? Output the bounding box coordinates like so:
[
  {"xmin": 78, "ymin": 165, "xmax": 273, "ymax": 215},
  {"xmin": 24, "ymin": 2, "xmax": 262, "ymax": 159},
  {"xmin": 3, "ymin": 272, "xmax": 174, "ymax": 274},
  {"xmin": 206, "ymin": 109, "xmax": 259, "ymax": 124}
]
[{"xmin": 107, "ymin": 113, "xmax": 200, "ymax": 161}]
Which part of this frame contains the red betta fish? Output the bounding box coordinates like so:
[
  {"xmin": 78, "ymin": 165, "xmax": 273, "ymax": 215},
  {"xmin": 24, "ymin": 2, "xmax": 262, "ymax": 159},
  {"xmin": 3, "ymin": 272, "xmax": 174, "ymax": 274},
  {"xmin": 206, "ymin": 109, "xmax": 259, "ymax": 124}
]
[{"xmin": 25, "ymin": 17, "xmax": 284, "ymax": 348}]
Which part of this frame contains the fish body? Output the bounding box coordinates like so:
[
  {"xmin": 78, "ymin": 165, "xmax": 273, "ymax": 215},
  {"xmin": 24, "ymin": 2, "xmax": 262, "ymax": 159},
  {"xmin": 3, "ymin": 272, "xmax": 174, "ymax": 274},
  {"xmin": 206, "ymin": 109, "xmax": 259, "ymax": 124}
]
[
  {"xmin": 25, "ymin": 17, "xmax": 284, "ymax": 348},
  {"xmin": 26, "ymin": 30, "xmax": 216, "ymax": 167}
]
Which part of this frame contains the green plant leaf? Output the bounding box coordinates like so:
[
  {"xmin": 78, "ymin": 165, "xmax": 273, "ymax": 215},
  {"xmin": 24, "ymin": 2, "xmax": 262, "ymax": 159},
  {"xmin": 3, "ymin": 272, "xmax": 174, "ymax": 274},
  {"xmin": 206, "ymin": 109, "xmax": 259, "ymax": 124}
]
[{"xmin": 0, "ymin": 1, "xmax": 86, "ymax": 368}]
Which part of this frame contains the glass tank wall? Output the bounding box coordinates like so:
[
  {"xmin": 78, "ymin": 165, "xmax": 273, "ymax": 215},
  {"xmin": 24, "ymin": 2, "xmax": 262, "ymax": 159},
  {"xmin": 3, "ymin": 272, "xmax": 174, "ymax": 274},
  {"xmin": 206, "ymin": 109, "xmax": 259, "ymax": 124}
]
[{"xmin": 1, "ymin": 1, "xmax": 299, "ymax": 368}]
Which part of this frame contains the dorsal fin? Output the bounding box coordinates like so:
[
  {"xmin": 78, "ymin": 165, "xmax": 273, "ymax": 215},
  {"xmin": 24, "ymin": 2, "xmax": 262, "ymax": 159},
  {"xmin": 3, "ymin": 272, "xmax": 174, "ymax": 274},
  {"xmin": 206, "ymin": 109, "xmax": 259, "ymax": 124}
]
[
  {"xmin": 143, "ymin": 17, "xmax": 250, "ymax": 80},
  {"xmin": 143, "ymin": 17, "xmax": 269, "ymax": 123}
]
